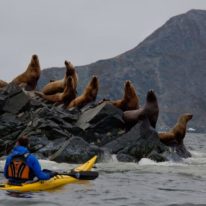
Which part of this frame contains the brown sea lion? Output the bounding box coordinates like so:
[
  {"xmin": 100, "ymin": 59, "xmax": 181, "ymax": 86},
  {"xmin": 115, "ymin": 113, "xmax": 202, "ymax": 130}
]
[
  {"xmin": 42, "ymin": 60, "xmax": 78, "ymax": 95},
  {"xmin": 12, "ymin": 54, "xmax": 41, "ymax": 90},
  {"xmin": 35, "ymin": 76, "xmax": 76, "ymax": 105},
  {"xmin": 99, "ymin": 80, "xmax": 139, "ymax": 111},
  {"xmin": 67, "ymin": 75, "xmax": 99, "ymax": 109},
  {"xmin": 123, "ymin": 90, "xmax": 159, "ymax": 128},
  {"xmin": 0, "ymin": 80, "xmax": 8, "ymax": 88},
  {"xmin": 158, "ymin": 113, "xmax": 193, "ymax": 146}
]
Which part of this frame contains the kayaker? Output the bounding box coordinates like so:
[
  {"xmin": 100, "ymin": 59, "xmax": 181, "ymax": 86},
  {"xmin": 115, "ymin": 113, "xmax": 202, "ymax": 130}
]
[{"xmin": 4, "ymin": 135, "xmax": 57, "ymax": 185}]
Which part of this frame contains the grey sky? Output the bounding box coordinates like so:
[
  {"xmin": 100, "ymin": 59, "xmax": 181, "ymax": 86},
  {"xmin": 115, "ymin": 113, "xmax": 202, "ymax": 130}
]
[{"xmin": 1, "ymin": 0, "xmax": 206, "ymax": 81}]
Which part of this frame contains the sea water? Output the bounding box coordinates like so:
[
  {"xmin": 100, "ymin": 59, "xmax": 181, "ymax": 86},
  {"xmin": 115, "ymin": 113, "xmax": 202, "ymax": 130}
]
[{"xmin": 0, "ymin": 133, "xmax": 206, "ymax": 206}]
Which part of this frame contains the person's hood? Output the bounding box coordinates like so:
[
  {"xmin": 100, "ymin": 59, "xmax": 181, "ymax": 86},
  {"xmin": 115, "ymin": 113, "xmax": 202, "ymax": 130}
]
[{"xmin": 11, "ymin": 146, "xmax": 29, "ymax": 156}]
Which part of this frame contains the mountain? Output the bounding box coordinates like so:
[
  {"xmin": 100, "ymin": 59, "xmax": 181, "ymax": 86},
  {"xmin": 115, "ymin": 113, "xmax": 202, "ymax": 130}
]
[{"xmin": 38, "ymin": 9, "xmax": 206, "ymax": 132}]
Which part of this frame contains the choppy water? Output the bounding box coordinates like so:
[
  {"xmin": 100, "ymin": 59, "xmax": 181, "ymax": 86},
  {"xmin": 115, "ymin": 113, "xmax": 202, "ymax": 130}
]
[{"xmin": 1, "ymin": 133, "xmax": 206, "ymax": 206}]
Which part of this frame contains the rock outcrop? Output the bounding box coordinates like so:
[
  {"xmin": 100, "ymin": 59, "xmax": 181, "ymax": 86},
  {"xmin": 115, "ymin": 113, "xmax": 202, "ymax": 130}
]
[{"xmin": 0, "ymin": 83, "xmax": 191, "ymax": 163}]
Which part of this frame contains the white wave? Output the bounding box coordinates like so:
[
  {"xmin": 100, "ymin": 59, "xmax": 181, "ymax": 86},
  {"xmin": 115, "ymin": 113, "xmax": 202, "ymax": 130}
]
[
  {"xmin": 138, "ymin": 158, "xmax": 185, "ymax": 167},
  {"xmin": 39, "ymin": 160, "xmax": 85, "ymax": 172},
  {"xmin": 0, "ymin": 160, "xmax": 5, "ymax": 171},
  {"xmin": 189, "ymin": 150, "xmax": 206, "ymax": 158}
]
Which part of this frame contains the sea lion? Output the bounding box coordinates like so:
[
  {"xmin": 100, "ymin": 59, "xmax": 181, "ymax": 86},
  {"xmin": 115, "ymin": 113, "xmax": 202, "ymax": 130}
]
[
  {"xmin": 12, "ymin": 54, "xmax": 41, "ymax": 91},
  {"xmin": 0, "ymin": 80, "xmax": 8, "ymax": 88},
  {"xmin": 100, "ymin": 80, "xmax": 139, "ymax": 111},
  {"xmin": 158, "ymin": 113, "xmax": 193, "ymax": 146},
  {"xmin": 35, "ymin": 76, "xmax": 76, "ymax": 105},
  {"xmin": 42, "ymin": 60, "xmax": 78, "ymax": 95},
  {"xmin": 67, "ymin": 75, "xmax": 99, "ymax": 109},
  {"xmin": 123, "ymin": 90, "xmax": 159, "ymax": 128}
]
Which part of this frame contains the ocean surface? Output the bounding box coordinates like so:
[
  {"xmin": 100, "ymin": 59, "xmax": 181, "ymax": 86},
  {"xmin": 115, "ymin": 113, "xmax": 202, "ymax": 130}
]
[{"xmin": 0, "ymin": 133, "xmax": 206, "ymax": 206}]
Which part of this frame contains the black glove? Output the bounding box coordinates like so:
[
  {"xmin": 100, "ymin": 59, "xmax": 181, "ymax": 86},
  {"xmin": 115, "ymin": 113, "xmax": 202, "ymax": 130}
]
[
  {"xmin": 49, "ymin": 171, "xmax": 58, "ymax": 178},
  {"xmin": 43, "ymin": 169, "xmax": 58, "ymax": 178}
]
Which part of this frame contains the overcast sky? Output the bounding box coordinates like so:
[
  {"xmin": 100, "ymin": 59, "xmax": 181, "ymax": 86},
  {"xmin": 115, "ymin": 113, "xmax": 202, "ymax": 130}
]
[{"xmin": 1, "ymin": 0, "xmax": 206, "ymax": 81}]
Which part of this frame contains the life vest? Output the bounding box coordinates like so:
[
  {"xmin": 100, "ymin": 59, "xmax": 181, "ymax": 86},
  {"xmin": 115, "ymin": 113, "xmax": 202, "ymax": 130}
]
[{"xmin": 7, "ymin": 153, "xmax": 34, "ymax": 181}]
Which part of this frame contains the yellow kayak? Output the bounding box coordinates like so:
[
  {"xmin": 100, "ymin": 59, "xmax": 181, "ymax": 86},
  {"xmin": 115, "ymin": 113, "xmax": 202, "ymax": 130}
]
[{"xmin": 0, "ymin": 155, "xmax": 97, "ymax": 192}]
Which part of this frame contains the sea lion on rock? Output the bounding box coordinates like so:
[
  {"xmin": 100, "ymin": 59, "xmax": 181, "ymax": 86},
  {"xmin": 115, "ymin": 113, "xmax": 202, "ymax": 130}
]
[
  {"xmin": 158, "ymin": 113, "xmax": 193, "ymax": 146},
  {"xmin": 12, "ymin": 54, "xmax": 41, "ymax": 90},
  {"xmin": 67, "ymin": 75, "xmax": 99, "ymax": 109},
  {"xmin": 123, "ymin": 90, "xmax": 159, "ymax": 128},
  {"xmin": 0, "ymin": 80, "xmax": 8, "ymax": 88},
  {"xmin": 100, "ymin": 80, "xmax": 139, "ymax": 111},
  {"xmin": 35, "ymin": 76, "xmax": 76, "ymax": 105},
  {"xmin": 42, "ymin": 61, "xmax": 78, "ymax": 95}
]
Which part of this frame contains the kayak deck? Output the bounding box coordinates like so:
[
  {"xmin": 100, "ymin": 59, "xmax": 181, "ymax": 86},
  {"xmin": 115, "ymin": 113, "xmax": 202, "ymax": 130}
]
[{"xmin": 0, "ymin": 155, "xmax": 97, "ymax": 192}]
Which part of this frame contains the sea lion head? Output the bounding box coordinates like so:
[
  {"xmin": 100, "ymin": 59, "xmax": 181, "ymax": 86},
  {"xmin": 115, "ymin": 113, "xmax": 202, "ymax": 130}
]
[
  {"xmin": 179, "ymin": 113, "xmax": 193, "ymax": 124},
  {"xmin": 32, "ymin": 54, "xmax": 38, "ymax": 61},
  {"xmin": 90, "ymin": 75, "xmax": 98, "ymax": 87},
  {"xmin": 87, "ymin": 75, "xmax": 99, "ymax": 100},
  {"xmin": 123, "ymin": 80, "xmax": 139, "ymax": 110},
  {"xmin": 145, "ymin": 90, "xmax": 158, "ymax": 110},
  {"xmin": 30, "ymin": 54, "xmax": 40, "ymax": 67},
  {"xmin": 124, "ymin": 80, "xmax": 132, "ymax": 98},
  {"xmin": 65, "ymin": 60, "xmax": 75, "ymax": 77},
  {"xmin": 124, "ymin": 80, "xmax": 134, "ymax": 97},
  {"xmin": 146, "ymin": 90, "xmax": 157, "ymax": 103},
  {"xmin": 125, "ymin": 80, "xmax": 131, "ymax": 89},
  {"xmin": 144, "ymin": 90, "xmax": 159, "ymax": 128}
]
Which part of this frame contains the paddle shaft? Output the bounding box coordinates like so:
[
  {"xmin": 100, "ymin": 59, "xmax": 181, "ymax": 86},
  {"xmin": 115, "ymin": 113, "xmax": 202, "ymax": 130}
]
[
  {"xmin": 0, "ymin": 170, "xmax": 98, "ymax": 180},
  {"xmin": 58, "ymin": 171, "xmax": 99, "ymax": 180}
]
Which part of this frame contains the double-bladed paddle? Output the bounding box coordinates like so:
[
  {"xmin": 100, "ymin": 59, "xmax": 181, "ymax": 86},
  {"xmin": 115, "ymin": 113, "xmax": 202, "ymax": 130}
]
[
  {"xmin": 57, "ymin": 170, "xmax": 99, "ymax": 180},
  {"xmin": 0, "ymin": 170, "xmax": 99, "ymax": 181}
]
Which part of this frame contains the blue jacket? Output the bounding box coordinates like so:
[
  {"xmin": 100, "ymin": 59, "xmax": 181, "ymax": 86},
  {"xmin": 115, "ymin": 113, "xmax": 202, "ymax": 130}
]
[{"xmin": 4, "ymin": 146, "xmax": 51, "ymax": 182}]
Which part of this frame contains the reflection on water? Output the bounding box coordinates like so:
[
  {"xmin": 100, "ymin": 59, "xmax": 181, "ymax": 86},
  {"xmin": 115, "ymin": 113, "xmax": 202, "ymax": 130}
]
[
  {"xmin": 0, "ymin": 133, "xmax": 206, "ymax": 206},
  {"xmin": 6, "ymin": 191, "xmax": 33, "ymax": 198}
]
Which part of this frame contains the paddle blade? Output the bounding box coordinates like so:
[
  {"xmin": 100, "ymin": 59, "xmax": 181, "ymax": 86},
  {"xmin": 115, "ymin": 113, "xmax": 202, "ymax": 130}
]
[{"xmin": 68, "ymin": 171, "xmax": 99, "ymax": 180}]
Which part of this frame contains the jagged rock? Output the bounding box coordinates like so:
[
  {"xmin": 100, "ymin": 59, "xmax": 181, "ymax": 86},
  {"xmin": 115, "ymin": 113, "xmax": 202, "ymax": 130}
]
[
  {"xmin": 28, "ymin": 134, "xmax": 50, "ymax": 153},
  {"xmin": 147, "ymin": 151, "xmax": 167, "ymax": 162},
  {"xmin": 104, "ymin": 118, "xmax": 167, "ymax": 162},
  {"xmin": 116, "ymin": 154, "xmax": 137, "ymax": 162},
  {"xmin": 0, "ymin": 81, "xmax": 193, "ymax": 163},
  {"xmin": 0, "ymin": 83, "xmax": 22, "ymax": 97},
  {"xmin": 49, "ymin": 136, "xmax": 103, "ymax": 163},
  {"xmin": 1, "ymin": 83, "xmax": 30, "ymax": 114},
  {"xmin": 75, "ymin": 102, "xmax": 125, "ymax": 142},
  {"xmin": 0, "ymin": 95, "xmax": 7, "ymax": 112},
  {"xmin": 173, "ymin": 144, "xmax": 191, "ymax": 158},
  {"xmin": 31, "ymin": 136, "xmax": 65, "ymax": 159},
  {"xmin": 0, "ymin": 113, "xmax": 25, "ymax": 137}
]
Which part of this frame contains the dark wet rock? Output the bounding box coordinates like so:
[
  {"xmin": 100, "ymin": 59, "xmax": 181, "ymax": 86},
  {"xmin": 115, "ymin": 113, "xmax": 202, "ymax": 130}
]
[
  {"xmin": 0, "ymin": 116, "xmax": 25, "ymax": 137},
  {"xmin": 0, "ymin": 83, "xmax": 22, "ymax": 97},
  {"xmin": 104, "ymin": 118, "xmax": 167, "ymax": 162},
  {"xmin": 49, "ymin": 136, "xmax": 104, "ymax": 163},
  {"xmin": 1, "ymin": 83, "xmax": 30, "ymax": 114},
  {"xmin": 173, "ymin": 144, "xmax": 191, "ymax": 158},
  {"xmin": 0, "ymin": 95, "xmax": 7, "ymax": 112},
  {"xmin": 75, "ymin": 102, "xmax": 125, "ymax": 143},
  {"xmin": 116, "ymin": 154, "xmax": 137, "ymax": 162},
  {"xmin": 28, "ymin": 134, "xmax": 50, "ymax": 153},
  {"xmin": 0, "ymin": 113, "xmax": 22, "ymax": 125},
  {"xmin": 76, "ymin": 102, "xmax": 124, "ymax": 132},
  {"xmin": 147, "ymin": 151, "xmax": 168, "ymax": 162},
  {"xmin": 34, "ymin": 137, "xmax": 67, "ymax": 159}
]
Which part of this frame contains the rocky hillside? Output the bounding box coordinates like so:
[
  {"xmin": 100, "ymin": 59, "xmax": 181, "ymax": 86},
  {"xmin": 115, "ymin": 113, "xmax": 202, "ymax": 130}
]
[{"xmin": 38, "ymin": 9, "xmax": 206, "ymax": 132}]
